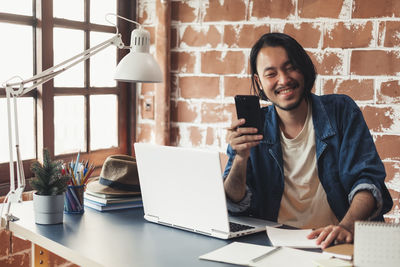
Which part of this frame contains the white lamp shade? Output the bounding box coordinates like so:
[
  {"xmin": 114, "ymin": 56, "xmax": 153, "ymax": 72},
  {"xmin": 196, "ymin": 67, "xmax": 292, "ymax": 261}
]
[
  {"xmin": 114, "ymin": 27, "xmax": 163, "ymax": 83},
  {"xmin": 114, "ymin": 51, "xmax": 163, "ymax": 83}
]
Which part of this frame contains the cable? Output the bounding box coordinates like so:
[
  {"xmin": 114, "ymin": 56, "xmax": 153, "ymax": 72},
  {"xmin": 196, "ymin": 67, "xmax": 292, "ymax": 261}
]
[{"xmin": 105, "ymin": 13, "xmax": 142, "ymax": 35}]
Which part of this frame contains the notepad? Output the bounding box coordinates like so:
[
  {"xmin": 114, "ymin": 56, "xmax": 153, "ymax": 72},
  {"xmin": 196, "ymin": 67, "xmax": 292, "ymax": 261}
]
[
  {"xmin": 354, "ymin": 221, "xmax": 400, "ymax": 267},
  {"xmin": 313, "ymin": 258, "xmax": 353, "ymax": 267},
  {"xmin": 199, "ymin": 242, "xmax": 330, "ymax": 267},
  {"xmin": 266, "ymin": 226, "xmax": 320, "ymax": 248},
  {"xmin": 323, "ymin": 244, "xmax": 353, "ymax": 260}
]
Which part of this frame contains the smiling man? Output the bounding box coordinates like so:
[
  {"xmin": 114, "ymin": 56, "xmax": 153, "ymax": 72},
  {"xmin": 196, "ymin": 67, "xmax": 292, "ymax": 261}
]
[{"xmin": 223, "ymin": 33, "xmax": 393, "ymax": 248}]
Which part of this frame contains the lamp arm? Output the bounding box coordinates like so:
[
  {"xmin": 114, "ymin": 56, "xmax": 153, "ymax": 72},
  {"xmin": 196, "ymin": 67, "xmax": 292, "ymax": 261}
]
[
  {"xmin": 2, "ymin": 87, "xmax": 25, "ymax": 227},
  {"xmin": 5, "ymin": 34, "xmax": 124, "ymax": 97},
  {"xmin": 1, "ymin": 33, "xmax": 125, "ymax": 228}
]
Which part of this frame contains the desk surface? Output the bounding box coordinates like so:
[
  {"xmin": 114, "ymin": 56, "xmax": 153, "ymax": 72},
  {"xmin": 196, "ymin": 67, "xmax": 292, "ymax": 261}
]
[{"xmin": 6, "ymin": 201, "xmax": 272, "ymax": 267}]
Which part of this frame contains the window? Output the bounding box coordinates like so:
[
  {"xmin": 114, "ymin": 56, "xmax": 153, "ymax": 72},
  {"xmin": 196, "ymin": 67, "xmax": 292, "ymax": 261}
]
[{"xmin": 0, "ymin": 0, "xmax": 136, "ymax": 195}]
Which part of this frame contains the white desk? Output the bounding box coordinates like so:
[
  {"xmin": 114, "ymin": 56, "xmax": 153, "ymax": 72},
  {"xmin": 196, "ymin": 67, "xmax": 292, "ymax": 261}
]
[{"xmin": 3, "ymin": 201, "xmax": 271, "ymax": 267}]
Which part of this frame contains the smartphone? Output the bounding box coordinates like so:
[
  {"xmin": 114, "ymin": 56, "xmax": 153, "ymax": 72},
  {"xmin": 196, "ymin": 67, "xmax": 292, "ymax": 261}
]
[{"xmin": 234, "ymin": 95, "xmax": 263, "ymax": 134}]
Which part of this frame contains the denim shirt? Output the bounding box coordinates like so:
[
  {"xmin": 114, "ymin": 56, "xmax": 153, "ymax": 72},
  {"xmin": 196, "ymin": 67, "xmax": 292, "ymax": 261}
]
[{"xmin": 223, "ymin": 94, "xmax": 393, "ymax": 222}]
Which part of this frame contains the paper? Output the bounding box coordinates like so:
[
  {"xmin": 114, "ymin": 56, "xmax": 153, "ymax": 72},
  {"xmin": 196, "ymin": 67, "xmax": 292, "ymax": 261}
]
[
  {"xmin": 313, "ymin": 258, "xmax": 353, "ymax": 267},
  {"xmin": 266, "ymin": 226, "xmax": 320, "ymax": 248},
  {"xmin": 253, "ymin": 247, "xmax": 330, "ymax": 267},
  {"xmin": 199, "ymin": 242, "xmax": 276, "ymax": 266},
  {"xmin": 199, "ymin": 242, "xmax": 330, "ymax": 267}
]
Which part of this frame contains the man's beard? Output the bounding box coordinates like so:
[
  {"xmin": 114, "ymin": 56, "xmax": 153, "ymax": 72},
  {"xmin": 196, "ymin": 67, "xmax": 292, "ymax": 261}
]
[
  {"xmin": 271, "ymin": 81, "xmax": 305, "ymax": 111},
  {"xmin": 274, "ymin": 92, "xmax": 305, "ymax": 111}
]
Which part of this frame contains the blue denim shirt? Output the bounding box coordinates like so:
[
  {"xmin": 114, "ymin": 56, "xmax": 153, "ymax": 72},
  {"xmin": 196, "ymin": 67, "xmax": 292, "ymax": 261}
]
[{"xmin": 223, "ymin": 94, "xmax": 393, "ymax": 222}]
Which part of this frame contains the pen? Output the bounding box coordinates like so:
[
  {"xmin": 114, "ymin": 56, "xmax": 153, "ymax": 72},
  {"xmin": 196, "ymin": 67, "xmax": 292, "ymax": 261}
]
[
  {"xmin": 73, "ymin": 151, "xmax": 80, "ymax": 177},
  {"xmin": 251, "ymin": 246, "xmax": 282, "ymax": 263}
]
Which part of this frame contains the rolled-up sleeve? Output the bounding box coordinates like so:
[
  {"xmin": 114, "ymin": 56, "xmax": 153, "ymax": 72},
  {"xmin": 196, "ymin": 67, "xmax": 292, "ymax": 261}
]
[
  {"xmin": 348, "ymin": 183, "xmax": 383, "ymax": 220},
  {"xmin": 226, "ymin": 186, "xmax": 252, "ymax": 213}
]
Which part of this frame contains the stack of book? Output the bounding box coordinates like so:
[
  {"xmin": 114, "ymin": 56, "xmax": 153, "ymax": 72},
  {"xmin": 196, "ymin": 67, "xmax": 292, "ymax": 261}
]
[{"xmin": 84, "ymin": 189, "xmax": 142, "ymax": 211}]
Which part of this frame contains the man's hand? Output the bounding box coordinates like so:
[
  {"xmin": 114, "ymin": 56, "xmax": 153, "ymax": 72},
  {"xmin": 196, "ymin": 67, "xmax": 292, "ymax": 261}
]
[
  {"xmin": 307, "ymin": 190, "xmax": 376, "ymax": 249},
  {"xmin": 307, "ymin": 224, "xmax": 353, "ymax": 249},
  {"xmin": 228, "ymin": 118, "xmax": 263, "ymax": 159}
]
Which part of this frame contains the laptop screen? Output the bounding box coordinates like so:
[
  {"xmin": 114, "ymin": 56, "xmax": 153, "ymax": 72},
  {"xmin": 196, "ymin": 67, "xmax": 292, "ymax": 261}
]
[{"xmin": 134, "ymin": 143, "xmax": 230, "ymax": 234}]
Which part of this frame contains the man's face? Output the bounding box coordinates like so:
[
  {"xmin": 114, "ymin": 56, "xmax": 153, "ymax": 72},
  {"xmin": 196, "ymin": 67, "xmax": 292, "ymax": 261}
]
[{"xmin": 255, "ymin": 46, "xmax": 305, "ymax": 111}]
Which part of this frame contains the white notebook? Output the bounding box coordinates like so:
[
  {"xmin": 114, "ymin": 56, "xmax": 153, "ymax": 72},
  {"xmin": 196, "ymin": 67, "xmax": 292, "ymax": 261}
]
[
  {"xmin": 265, "ymin": 226, "xmax": 319, "ymax": 248},
  {"xmin": 354, "ymin": 221, "xmax": 400, "ymax": 267}
]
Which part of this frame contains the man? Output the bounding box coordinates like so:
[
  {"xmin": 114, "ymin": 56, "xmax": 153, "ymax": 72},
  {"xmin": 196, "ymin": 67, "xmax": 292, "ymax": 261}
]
[{"xmin": 223, "ymin": 33, "xmax": 393, "ymax": 248}]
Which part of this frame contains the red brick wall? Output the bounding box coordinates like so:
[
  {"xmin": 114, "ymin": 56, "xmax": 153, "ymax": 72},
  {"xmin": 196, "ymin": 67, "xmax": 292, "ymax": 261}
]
[
  {"xmin": 0, "ymin": 192, "xmax": 78, "ymax": 266},
  {"xmin": 137, "ymin": 0, "xmax": 400, "ymax": 222}
]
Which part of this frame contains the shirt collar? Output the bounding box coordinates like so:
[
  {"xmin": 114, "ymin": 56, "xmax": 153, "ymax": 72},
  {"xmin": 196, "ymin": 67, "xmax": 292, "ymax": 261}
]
[
  {"xmin": 310, "ymin": 94, "xmax": 336, "ymax": 140},
  {"xmin": 263, "ymin": 94, "xmax": 336, "ymax": 145}
]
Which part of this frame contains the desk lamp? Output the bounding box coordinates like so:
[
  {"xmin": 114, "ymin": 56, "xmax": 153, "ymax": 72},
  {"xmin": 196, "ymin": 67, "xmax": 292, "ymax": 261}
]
[{"xmin": 1, "ymin": 14, "xmax": 162, "ymax": 227}]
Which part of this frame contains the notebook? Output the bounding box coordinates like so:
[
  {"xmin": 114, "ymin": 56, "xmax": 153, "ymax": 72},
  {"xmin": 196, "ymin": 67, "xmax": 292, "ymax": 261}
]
[
  {"xmin": 265, "ymin": 226, "xmax": 319, "ymax": 248},
  {"xmin": 322, "ymin": 243, "xmax": 353, "ymax": 260},
  {"xmin": 354, "ymin": 221, "xmax": 400, "ymax": 267},
  {"xmin": 134, "ymin": 143, "xmax": 280, "ymax": 239}
]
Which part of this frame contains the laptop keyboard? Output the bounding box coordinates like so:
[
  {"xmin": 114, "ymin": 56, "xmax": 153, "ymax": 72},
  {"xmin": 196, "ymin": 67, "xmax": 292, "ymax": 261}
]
[{"xmin": 229, "ymin": 222, "xmax": 255, "ymax": 232}]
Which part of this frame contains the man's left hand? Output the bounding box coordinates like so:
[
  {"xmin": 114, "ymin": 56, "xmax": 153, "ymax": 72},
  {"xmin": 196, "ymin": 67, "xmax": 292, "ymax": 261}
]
[{"xmin": 307, "ymin": 225, "xmax": 353, "ymax": 249}]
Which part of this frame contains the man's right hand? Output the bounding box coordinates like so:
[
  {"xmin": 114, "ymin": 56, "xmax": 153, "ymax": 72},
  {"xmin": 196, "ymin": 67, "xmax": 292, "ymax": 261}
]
[{"xmin": 228, "ymin": 118, "xmax": 263, "ymax": 160}]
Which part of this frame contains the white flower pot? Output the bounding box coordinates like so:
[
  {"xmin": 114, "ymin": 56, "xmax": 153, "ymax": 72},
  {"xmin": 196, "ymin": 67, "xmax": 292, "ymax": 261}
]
[{"xmin": 33, "ymin": 192, "xmax": 65, "ymax": 224}]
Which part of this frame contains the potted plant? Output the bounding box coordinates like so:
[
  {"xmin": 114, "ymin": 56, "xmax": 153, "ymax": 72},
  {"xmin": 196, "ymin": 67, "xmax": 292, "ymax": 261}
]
[{"xmin": 30, "ymin": 149, "xmax": 70, "ymax": 224}]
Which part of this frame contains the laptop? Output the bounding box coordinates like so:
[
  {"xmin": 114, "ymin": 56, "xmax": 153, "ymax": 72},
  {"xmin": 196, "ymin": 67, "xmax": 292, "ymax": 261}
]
[{"xmin": 134, "ymin": 143, "xmax": 280, "ymax": 239}]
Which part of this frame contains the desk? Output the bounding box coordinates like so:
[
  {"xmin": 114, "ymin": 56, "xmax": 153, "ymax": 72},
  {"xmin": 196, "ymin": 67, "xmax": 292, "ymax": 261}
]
[{"xmin": 5, "ymin": 201, "xmax": 272, "ymax": 267}]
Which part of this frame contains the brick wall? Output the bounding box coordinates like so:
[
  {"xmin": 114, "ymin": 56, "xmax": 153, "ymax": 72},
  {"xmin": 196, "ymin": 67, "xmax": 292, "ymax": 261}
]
[
  {"xmin": 137, "ymin": 0, "xmax": 400, "ymax": 223},
  {"xmin": 0, "ymin": 192, "xmax": 78, "ymax": 267}
]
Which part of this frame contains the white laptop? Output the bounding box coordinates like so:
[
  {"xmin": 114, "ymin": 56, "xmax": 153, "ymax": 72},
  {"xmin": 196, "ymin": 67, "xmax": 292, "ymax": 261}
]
[{"xmin": 134, "ymin": 143, "xmax": 280, "ymax": 239}]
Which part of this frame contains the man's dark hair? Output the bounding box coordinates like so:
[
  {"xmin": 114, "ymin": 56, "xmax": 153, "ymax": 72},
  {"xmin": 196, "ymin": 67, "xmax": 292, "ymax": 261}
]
[{"xmin": 250, "ymin": 32, "xmax": 316, "ymax": 101}]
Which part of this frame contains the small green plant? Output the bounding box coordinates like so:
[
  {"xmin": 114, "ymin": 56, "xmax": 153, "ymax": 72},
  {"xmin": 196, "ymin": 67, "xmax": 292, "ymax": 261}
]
[{"xmin": 30, "ymin": 149, "xmax": 70, "ymax": 196}]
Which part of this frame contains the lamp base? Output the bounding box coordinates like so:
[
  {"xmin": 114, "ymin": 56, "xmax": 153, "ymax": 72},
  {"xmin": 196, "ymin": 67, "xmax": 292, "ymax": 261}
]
[
  {"xmin": 1, "ymin": 214, "xmax": 19, "ymax": 230},
  {"xmin": 6, "ymin": 214, "xmax": 20, "ymax": 222}
]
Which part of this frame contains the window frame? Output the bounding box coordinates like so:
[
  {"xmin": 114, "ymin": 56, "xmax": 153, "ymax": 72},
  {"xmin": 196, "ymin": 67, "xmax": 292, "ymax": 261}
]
[{"xmin": 0, "ymin": 0, "xmax": 136, "ymax": 195}]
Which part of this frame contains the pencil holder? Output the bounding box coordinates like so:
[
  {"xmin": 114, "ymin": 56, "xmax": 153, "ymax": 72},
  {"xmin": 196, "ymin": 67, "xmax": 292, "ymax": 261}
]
[{"xmin": 64, "ymin": 185, "xmax": 85, "ymax": 214}]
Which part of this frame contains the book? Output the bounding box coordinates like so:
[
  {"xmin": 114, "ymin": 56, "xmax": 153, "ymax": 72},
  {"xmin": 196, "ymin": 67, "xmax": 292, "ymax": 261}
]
[
  {"xmin": 265, "ymin": 226, "xmax": 320, "ymax": 248},
  {"xmin": 84, "ymin": 198, "xmax": 142, "ymax": 206},
  {"xmin": 354, "ymin": 221, "xmax": 400, "ymax": 267},
  {"xmin": 199, "ymin": 242, "xmax": 329, "ymax": 266},
  {"xmin": 322, "ymin": 244, "xmax": 353, "ymax": 260},
  {"xmin": 85, "ymin": 189, "xmax": 140, "ymax": 199},
  {"xmin": 84, "ymin": 192, "xmax": 141, "ymax": 205},
  {"xmin": 84, "ymin": 199, "xmax": 143, "ymax": 211}
]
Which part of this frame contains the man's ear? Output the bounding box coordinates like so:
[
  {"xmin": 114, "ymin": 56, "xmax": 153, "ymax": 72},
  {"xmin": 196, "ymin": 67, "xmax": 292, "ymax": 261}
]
[
  {"xmin": 253, "ymin": 74, "xmax": 268, "ymax": 101},
  {"xmin": 254, "ymin": 74, "xmax": 263, "ymax": 91}
]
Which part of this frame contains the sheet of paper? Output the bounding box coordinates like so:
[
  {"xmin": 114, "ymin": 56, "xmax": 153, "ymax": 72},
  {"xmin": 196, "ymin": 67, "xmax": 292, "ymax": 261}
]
[
  {"xmin": 199, "ymin": 242, "xmax": 276, "ymax": 266},
  {"xmin": 199, "ymin": 242, "xmax": 330, "ymax": 267},
  {"xmin": 266, "ymin": 226, "xmax": 320, "ymax": 248},
  {"xmin": 313, "ymin": 258, "xmax": 353, "ymax": 267},
  {"xmin": 252, "ymin": 247, "xmax": 329, "ymax": 267}
]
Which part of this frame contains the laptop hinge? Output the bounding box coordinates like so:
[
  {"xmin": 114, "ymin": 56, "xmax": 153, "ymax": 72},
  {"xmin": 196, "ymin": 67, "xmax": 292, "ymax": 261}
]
[
  {"xmin": 211, "ymin": 229, "xmax": 229, "ymax": 235},
  {"xmin": 159, "ymin": 221, "xmax": 173, "ymax": 227},
  {"xmin": 196, "ymin": 230, "xmax": 212, "ymax": 236},
  {"xmin": 146, "ymin": 214, "xmax": 159, "ymax": 222},
  {"xmin": 173, "ymin": 224, "xmax": 195, "ymax": 232}
]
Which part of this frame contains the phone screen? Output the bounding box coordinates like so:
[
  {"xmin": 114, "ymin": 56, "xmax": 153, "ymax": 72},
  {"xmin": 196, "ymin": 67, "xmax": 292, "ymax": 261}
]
[{"xmin": 234, "ymin": 95, "xmax": 263, "ymax": 134}]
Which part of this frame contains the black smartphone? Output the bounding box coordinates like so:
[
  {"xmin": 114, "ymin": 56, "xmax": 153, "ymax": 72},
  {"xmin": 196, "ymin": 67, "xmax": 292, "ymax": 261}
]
[{"xmin": 234, "ymin": 95, "xmax": 263, "ymax": 134}]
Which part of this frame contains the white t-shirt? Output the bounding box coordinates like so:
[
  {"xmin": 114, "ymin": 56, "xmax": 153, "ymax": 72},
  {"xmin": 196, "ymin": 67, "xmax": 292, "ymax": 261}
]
[{"xmin": 278, "ymin": 103, "xmax": 339, "ymax": 229}]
